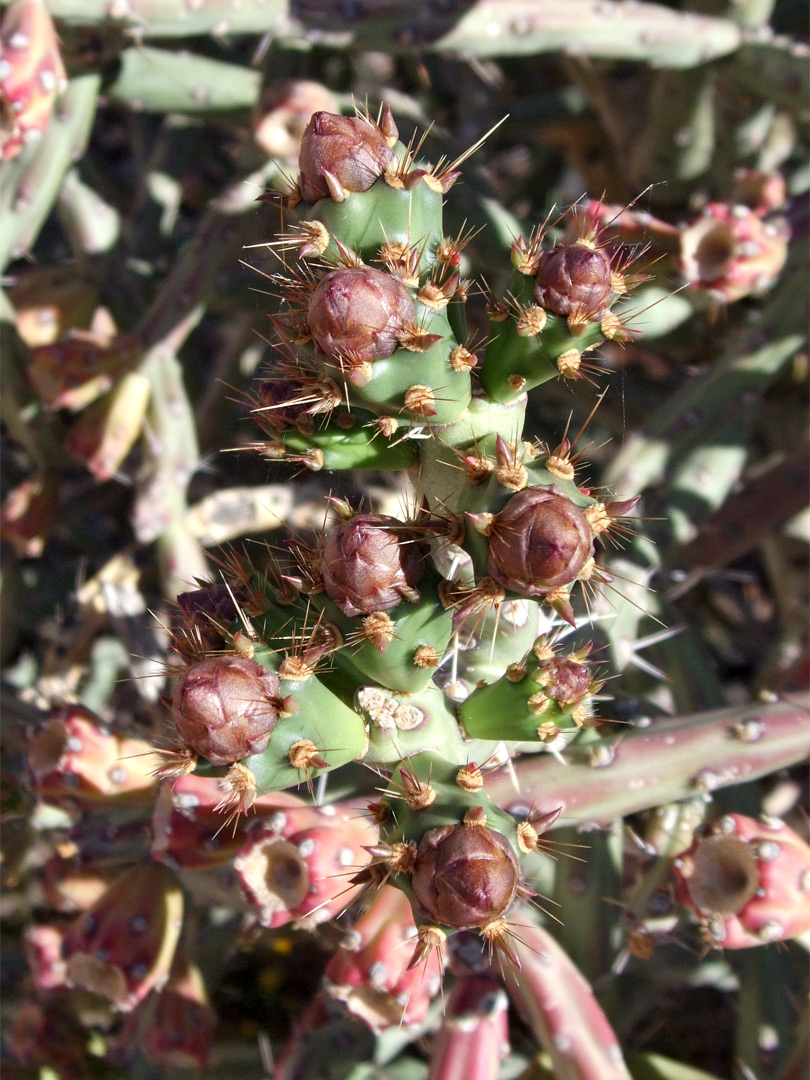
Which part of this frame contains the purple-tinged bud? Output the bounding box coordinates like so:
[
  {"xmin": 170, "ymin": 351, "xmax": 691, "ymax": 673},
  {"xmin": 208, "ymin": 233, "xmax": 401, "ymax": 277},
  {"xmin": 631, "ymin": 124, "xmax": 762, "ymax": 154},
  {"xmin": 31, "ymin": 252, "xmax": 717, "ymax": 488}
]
[
  {"xmin": 298, "ymin": 110, "xmax": 397, "ymax": 203},
  {"xmin": 175, "ymin": 583, "xmax": 239, "ymax": 658},
  {"xmin": 320, "ymin": 513, "xmax": 427, "ymax": 618},
  {"xmin": 411, "ymin": 822, "xmax": 520, "ymax": 930},
  {"xmin": 171, "ymin": 655, "xmax": 281, "ymax": 766},
  {"xmin": 308, "ymin": 267, "xmax": 415, "ymax": 369},
  {"xmin": 61, "ymin": 862, "xmax": 183, "ymax": 1012},
  {"xmin": 535, "ymin": 656, "xmax": 592, "ymax": 707},
  {"xmin": 533, "ymin": 241, "xmax": 615, "ymax": 327},
  {"xmin": 486, "ymin": 486, "xmax": 594, "ymax": 598}
]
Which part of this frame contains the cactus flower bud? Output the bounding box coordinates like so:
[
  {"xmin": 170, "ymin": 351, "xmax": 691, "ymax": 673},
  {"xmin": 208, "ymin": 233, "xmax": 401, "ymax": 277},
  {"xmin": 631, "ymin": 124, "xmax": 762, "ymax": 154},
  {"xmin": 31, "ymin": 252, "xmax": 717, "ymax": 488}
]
[
  {"xmin": 535, "ymin": 655, "xmax": 592, "ymax": 707},
  {"xmin": 673, "ymin": 813, "xmax": 810, "ymax": 947},
  {"xmin": 320, "ymin": 513, "xmax": 427, "ymax": 618},
  {"xmin": 175, "ymin": 583, "xmax": 239, "ymax": 658},
  {"xmin": 533, "ymin": 242, "xmax": 615, "ymax": 326},
  {"xmin": 298, "ymin": 111, "xmax": 397, "ymax": 203},
  {"xmin": 171, "ymin": 656, "xmax": 281, "ymax": 766},
  {"xmin": 486, "ymin": 486, "xmax": 594, "ymax": 598},
  {"xmin": 308, "ymin": 267, "xmax": 415, "ymax": 369},
  {"xmin": 411, "ymin": 822, "xmax": 520, "ymax": 930}
]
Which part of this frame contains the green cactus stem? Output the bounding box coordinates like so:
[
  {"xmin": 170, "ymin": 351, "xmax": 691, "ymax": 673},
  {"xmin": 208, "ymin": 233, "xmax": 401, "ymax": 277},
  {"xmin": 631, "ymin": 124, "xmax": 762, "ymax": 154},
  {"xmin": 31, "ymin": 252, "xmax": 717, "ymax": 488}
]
[
  {"xmin": 485, "ymin": 696, "xmax": 810, "ymax": 826},
  {"xmin": 46, "ymin": 0, "xmax": 744, "ymax": 67}
]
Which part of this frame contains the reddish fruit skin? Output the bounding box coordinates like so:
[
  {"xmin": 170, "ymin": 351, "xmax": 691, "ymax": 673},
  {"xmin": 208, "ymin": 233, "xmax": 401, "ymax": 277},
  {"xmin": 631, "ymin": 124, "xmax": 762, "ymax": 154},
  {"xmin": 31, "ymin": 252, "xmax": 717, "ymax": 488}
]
[
  {"xmin": 28, "ymin": 705, "xmax": 157, "ymax": 809},
  {"xmin": 234, "ymin": 801, "xmax": 377, "ymax": 928},
  {"xmin": 486, "ymin": 486, "xmax": 594, "ymax": 597},
  {"xmin": 325, "ymin": 885, "xmax": 441, "ymax": 1032},
  {"xmin": 61, "ymin": 862, "xmax": 183, "ymax": 1012},
  {"xmin": 411, "ymin": 823, "xmax": 520, "ymax": 929},
  {"xmin": 171, "ymin": 656, "xmax": 281, "ymax": 766},
  {"xmin": 320, "ymin": 513, "xmax": 427, "ymax": 617},
  {"xmin": 0, "ymin": 0, "xmax": 67, "ymax": 161},
  {"xmin": 308, "ymin": 267, "xmax": 414, "ymax": 367},
  {"xmin": 298, "ymin": 111, "xmax": 396, "ymax": 202},
  {"xmin": 533, "ymin": 243, "xmax": 615, "ymax": 323},
  {"xmin": 673, "ymin": 813, "xmax": 810, "ymax": 947}
]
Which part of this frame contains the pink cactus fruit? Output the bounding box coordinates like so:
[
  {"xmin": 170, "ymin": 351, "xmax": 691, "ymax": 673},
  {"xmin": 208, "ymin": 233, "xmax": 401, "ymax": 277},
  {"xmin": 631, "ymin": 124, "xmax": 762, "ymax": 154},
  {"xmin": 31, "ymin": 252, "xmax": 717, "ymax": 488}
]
[
  {"xmin": 7, "ymin": 999, "xmax": 90, "ymax": 1077},
  {"xmin": 427, "ymin": 975, "xmax": 509, "ymax": 1080},
  {"xmin": 27, "ymin": 329, "xmax": 142, "ymax": 411},
  {"xmin": 25, "ymin": 923, "xmax": 67, "ymax": 990},
  {"xmin": 673, "ymin": 813, "xmax": 810, "ymax": 948},
  {"xmin": 61, "ymin": 861, "xmax": 183, "ymax": 1011},
  {"xmin": 151, "ymin": 774, "xmax": 308, "ymax": 871},
  {"xmin": 0, "ymin": 0, "xmax": 68, "ymax": 161},
  {"xmin": 679, "ymin": 203, "xmax": 789, "ymax": 304},
  {"xmin": 235, "ymin": 801, "xmax": 377, "ymax": 929},
  {"xmin": 325, "ymin": 884, "xmax": 442, "ymax": 1032},
  {"xmin": 41, "ymin": 852, "xmax": 112, "ymax": 913},
  {"xmin": 0, "ymin": 471, "xmax": 60, "ymax": 557},
  {"xmin": 65, "ymin": 371, "xmax": 151, "ymax": 481},
  {"xmin": 503, "ymin": 916, "xmax": 633, "ymax": 1080},
  {"xmin": 253, "ymin": 79, "xmax": 339, "ymax": 160},
  {"xmin": 28, "ymin": 705, "xmax": 158, "ymax": 810},
  {"xmin": 141, "ymin": 952, "xmax": 217, "ymax": 1070}
]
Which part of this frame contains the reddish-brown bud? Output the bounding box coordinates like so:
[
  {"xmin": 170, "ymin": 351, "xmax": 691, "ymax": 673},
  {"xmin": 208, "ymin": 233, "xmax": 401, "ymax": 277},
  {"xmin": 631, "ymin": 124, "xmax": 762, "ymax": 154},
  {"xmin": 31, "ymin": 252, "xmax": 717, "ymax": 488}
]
[
  {"xmin": 308, "ymin": 267, "xmax": 414, "ymax": 368},
  {"xmin": 171, "ymin": 656, "xmax": 281, "ymax": 766},
  {"xmin": 533, "ymin": 242, "xmax": 615, "ymax": 324},
  {"xmin": 298, "ymin": 111, "xmax": 397, "ymax": 203},
  {"xmin": 535, "ymin": 656, "xmax": 592, "ymax": 707},
  {"xmin": 411, "ymin": 822, "xmax": 520, "ymax": 930},
  {"xmin": 176, "ymin": 583, "xmax": 239, "ymax": 657},
  {"xmin": 320, "ymin": 513, "xmax": 427, "ymax": 618},
  {"xmin": 486, "ymin": 486, "xmax": 594, "ymax": 597}
]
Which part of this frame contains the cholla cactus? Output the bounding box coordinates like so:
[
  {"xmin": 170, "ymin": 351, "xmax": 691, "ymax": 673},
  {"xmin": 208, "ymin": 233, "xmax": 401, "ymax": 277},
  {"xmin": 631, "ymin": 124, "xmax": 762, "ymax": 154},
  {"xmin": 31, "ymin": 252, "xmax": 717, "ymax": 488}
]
[{"xmin": 3, "ymin": 10, "xmax": 808, "ymax": 1080}]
